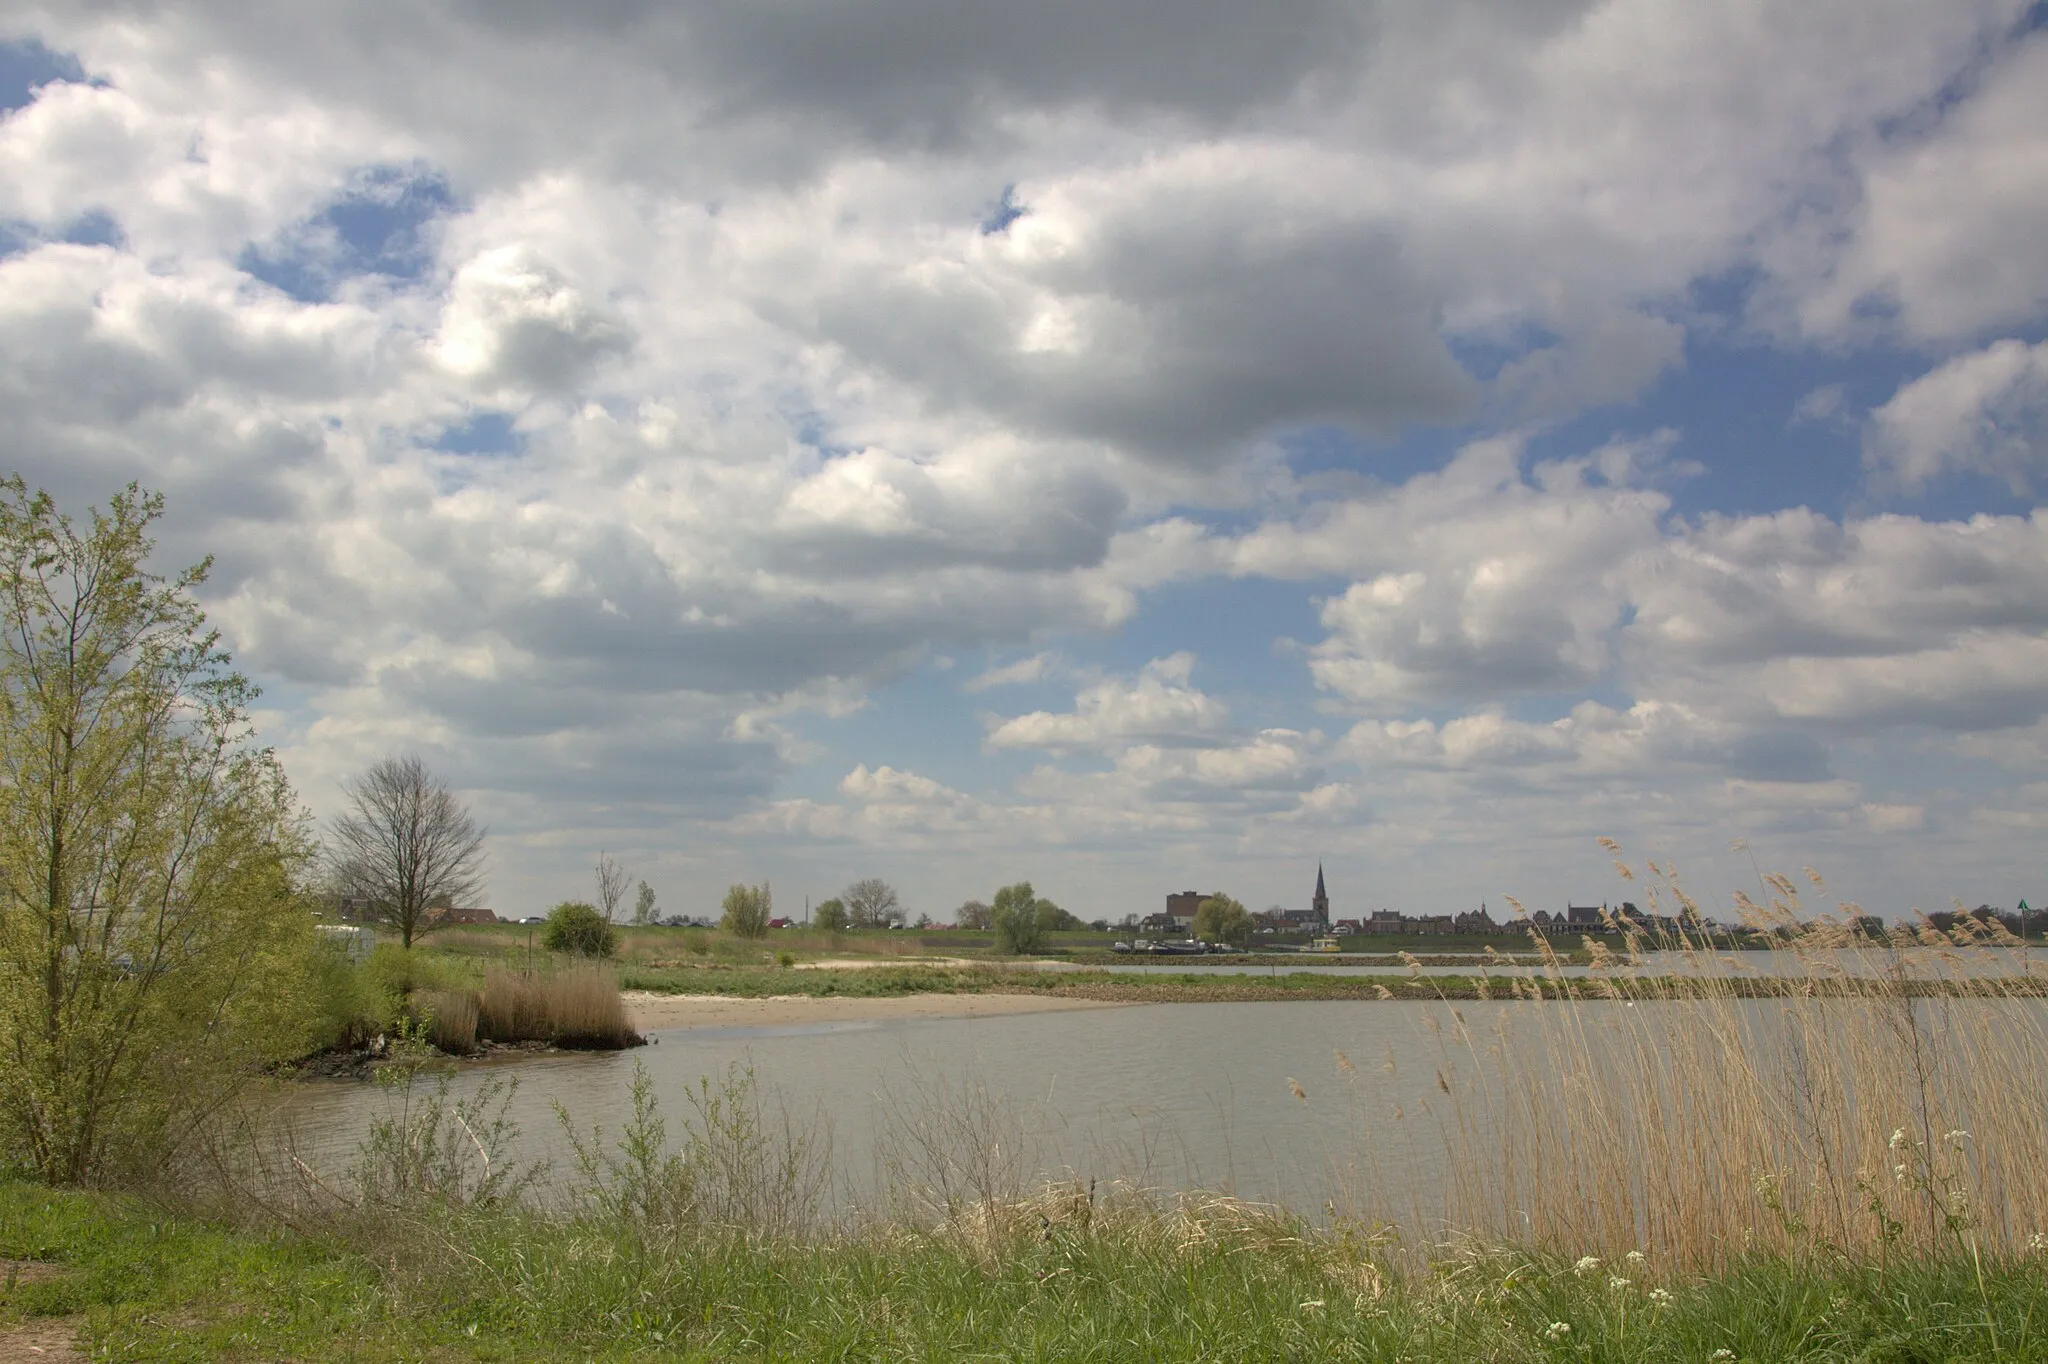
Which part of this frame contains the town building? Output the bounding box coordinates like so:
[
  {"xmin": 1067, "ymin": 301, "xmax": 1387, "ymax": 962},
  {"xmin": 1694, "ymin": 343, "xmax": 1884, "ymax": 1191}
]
[
  {"xmin": 1153, "ymin": 890, "xmax": 1224, "ymax": 936},
  {"xmin": 1270, "ymin": 866, "xmax": 1334, "ymax": 930}
]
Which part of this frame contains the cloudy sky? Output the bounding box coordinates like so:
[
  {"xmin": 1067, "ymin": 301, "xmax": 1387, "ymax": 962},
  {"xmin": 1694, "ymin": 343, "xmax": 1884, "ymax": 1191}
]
[{"xmin": 3, "ymin": 2, "xmax": 2045, "ymax": 924}]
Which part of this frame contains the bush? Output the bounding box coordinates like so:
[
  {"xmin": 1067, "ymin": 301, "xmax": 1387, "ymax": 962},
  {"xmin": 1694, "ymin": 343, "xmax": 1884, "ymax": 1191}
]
[
  {"xmin": 305, "ymin": 942, "xmax": 397, "ymax": 1050},
  {"xmin": 364, "ymin": 941, "xmax": 464, "ymax": 1000},
  {"xmin": 813, "ymin": 897, "xmax": 849, "ymax": 932},
  {"xmin": 544, "ymin": 901, "xmax": 618, "ymax": 958}
]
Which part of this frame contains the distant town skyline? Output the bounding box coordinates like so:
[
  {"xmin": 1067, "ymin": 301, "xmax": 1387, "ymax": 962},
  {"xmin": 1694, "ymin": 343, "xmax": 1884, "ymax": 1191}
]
[{"xmin": 2, "ymin": 6, "xmax": 2045, "ymax": 923}]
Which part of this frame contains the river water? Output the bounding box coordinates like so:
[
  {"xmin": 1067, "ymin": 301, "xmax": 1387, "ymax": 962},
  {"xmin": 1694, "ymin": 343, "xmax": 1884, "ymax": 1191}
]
[
  {"xmin": 280, "ymin": 1000, "xmax": 1508, "ymax": 1219},
  {"xmin": 274, "ymin": 955, "xmax": 2048, "ymax": 1226}
]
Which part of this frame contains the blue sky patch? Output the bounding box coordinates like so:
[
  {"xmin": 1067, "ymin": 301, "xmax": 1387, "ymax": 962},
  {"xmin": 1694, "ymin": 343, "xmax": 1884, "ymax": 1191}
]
[
  {"xmin": 58, "ymin": 209, "xmax": 123, "ymax": 248},
  {"xmin": 979, "ymin": 184, "xmax": 1027, "ymax": 236},
  {"xmin": 240, "ymin": 163, "xmax": 457, "ymax": 303},
  {"xmin": 432, "ymin": 411, "xmax": 525, "ymax": 456},
  {"xmin": 0, "ymin": 38, "xmax": 86, "ymax": 115}
]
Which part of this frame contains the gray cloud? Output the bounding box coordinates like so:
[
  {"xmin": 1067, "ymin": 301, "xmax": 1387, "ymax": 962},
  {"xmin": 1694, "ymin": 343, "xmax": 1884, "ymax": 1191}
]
[
  {"xmin": 1, "ymin": 0, "xmax": 2042, "ymax": 919},
  {"xmin": 813, "ymin": 210, "xmax": 1474, "ymax": 464}
]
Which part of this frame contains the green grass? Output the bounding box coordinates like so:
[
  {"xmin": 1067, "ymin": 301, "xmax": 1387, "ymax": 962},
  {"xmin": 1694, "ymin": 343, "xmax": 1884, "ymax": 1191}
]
[{"xmin": 5, "ymin": 1180, "xmax": 2047, "ymax": 1361}]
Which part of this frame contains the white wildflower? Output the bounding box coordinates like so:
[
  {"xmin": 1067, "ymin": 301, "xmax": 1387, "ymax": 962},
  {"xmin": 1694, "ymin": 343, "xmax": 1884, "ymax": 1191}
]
[
  {"xmin": 1609, "ymin": 1275, "xmax": 1632, "ymax": 1292},
  {"xmin": 1297, "ymin": 1299, "xmax": 1325, "ymax": 1312},
  {"xmin": 2028, "ymin": 1231, "xmax": 2048, "ymax": 1252},
  {"xmin": 1709, "ymin": 1351, "xmax": 1737, "ymax": 1362},
  {"xmin": 1943, "ymin": 1129, "xmax": 1969, "ymax": 1147},
  {"xmin": 1573, "ymin": 1255, "xmax": 1602, "ymax": 1277},
  {"xmin": 1889, "ymin": 1128, "xmax": 1910, "ymax": 1151},
  {"xmin": 1625, "ymin": 1249, "xmax": 1647, "ymax": 1265},
  {"xmin": 1648, "ymin": 1287, "xmax": 1674, "ymax": 1308},
  {"xmin": 1545, "ymin": 1321, "xmax": 1572, "ymax": 1340}
]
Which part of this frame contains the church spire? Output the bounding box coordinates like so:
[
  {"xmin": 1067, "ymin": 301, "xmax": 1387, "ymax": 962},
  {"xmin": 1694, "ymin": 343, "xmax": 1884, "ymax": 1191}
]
[{"xmin": 1312, "ymin": 862, "xmax": 1330, "ymax": 924}]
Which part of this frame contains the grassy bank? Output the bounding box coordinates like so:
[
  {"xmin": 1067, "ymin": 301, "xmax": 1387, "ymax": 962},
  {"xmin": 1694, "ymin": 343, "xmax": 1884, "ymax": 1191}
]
[{"xmin": 6, "ymin": 1180, "xmax": 2046, "ymax": 1361}]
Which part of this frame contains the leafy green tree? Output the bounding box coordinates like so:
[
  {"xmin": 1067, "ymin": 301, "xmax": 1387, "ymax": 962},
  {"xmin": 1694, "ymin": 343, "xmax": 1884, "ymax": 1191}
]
[
  {"xmin": 992, "ymin": 881, "xmax": 1049, "ymax": 954},
  {"xmin": 722, "ymin": 882, "xmax": 771, "ymax": 939},
  {"xmin": 1195, "ymin": 894, "xmax": 1253, "ymax": 947},
  {"xmin": 812, "ymin": 897, "xmax": 848, "ymax": 932},
  {"xmin": 1035, "ymin": 900, "xmax": 1083, "ymax": 933},
  {"xmin": 0, "ymin": 479, "xmax": 315, "ymax": 1185},
  {"xmin": 543, "ymin": 901, "xmax": 617, "ymax": 957},
  {"xmin": 632, "ymin": 880, "xmax": 657, "ymax": 926}
]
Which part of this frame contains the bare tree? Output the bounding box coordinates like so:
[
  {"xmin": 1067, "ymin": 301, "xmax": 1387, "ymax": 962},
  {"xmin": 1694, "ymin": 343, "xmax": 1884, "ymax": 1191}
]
[
  {"xmin": 327, "ymin": 755, "xmax": 487, "ymax": 949},
  {"xmin": 595, "ymin": 851, "xmax": 629, "ymax": 922},
  {"xmin": 843, "ymin": 877, "xmax": 904, "ymax": 928}
]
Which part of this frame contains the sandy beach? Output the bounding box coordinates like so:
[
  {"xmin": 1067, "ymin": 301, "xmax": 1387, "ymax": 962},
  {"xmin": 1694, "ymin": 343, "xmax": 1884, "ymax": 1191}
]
[
  {"xmin": 789, "ymin": 957, "xmax": 981, "ymax": 970},
  {"xmin": 624, "ymin": 990, "xmax": 1128, "ymax": 1031}
]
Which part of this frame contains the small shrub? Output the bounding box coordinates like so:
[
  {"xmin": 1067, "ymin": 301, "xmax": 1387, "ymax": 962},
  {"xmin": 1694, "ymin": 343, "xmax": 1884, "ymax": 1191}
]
[
  {"xmin": 364, "ymin": 941, "xmax": 463, "ymax": 1000},
  {"xmin": 305, "ymin": 942, "xmax": 396, "ymax": 1050},
  {"xmin": 353, "ymin": 1026, "xmax": 533, "ymax": 1209},
  {"xmin": 544, "ymin": 901, "xmax": 617, "ymax": 958},
  {"xmin": 778, "ymin": 952, "xmax": 795, "ymax": 967}
]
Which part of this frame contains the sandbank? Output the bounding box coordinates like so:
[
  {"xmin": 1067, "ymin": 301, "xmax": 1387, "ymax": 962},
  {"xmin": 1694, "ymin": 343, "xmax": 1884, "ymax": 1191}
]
[
  {"xmin": 790, "ymin": 956, "xmax": 981, "ymax": 970},
  {"xmin": 624, "ymin": 990, "xmax": 1127, "ymax": 1031}
]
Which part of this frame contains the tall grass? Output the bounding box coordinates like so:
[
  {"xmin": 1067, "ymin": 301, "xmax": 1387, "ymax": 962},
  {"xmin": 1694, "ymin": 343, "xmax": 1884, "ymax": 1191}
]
[
  {"xmin": 476, "ymin": 965, "xmax": 635, "ymax": 1049},
  {"xmin": 413, "ymin": 989, "xmax": 478, "ymax": 1055},
  {"xmin": 1412, "ymin": 853, "xmax": 2048, "ymax": 1272}
]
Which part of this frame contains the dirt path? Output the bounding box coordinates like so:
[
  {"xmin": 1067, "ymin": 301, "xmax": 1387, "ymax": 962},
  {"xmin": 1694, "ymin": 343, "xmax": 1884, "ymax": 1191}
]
[
  {"xmin": 0, "ymin": 1262, "xmax": 80, "ymax": 1362},
  {"xmin": 0, "ymin": 1318, "xmax": 82, "ymax": 1362}
]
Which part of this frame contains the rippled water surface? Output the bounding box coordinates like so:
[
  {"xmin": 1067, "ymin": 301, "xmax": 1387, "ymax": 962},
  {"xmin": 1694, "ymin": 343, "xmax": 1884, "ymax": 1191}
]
[{"xmin": 278, "ymin": 967, "xmax": 2048, "ymax": 1219}]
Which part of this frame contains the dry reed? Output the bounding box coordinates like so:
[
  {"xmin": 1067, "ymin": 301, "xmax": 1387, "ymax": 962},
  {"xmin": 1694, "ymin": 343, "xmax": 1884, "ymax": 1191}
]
[
  {"xmin": 415, "ymin": 989, "xmax": 478, "ymax": 1055},
  {"xmin": 477, "ymin": 965, "xmax": 635, "ymax": 1049},
  {"xmin": 1412, "ymin": 853, "xmax": 2048, "ymax": 1272}
]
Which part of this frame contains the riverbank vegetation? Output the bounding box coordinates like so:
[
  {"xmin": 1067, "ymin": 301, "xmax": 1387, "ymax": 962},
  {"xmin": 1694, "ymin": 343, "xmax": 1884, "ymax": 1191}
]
[
  {"xmin": 304, "ymin": 943, "xmax": 639, "ymax": 1059},
  {"xmin": 0, "ymin": 480, "xmax": 319, "ymax": 1187},
  {"xmin": 6, "ymin": 1176, "xmax": 2045, "ymax": 1361}
]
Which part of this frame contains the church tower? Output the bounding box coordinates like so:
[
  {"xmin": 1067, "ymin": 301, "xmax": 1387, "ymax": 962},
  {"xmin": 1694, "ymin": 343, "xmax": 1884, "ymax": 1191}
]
[{"xmin": 1312, "ymin": 863, "xmax": 1330, "ymax": 926}]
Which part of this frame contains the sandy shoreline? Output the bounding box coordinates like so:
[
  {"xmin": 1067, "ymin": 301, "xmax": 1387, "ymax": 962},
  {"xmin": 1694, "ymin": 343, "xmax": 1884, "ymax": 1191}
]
[
  {"xmin": 624, "ymin": 990, "xmax": 1128, "ymax": 1031},
  {"xmin": 789, "ymin": 956, "xmax": 986, "ymax": 970}
]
